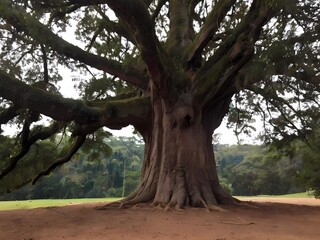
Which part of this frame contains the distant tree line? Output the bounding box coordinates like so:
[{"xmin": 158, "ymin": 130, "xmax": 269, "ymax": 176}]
[
  {"xmin": 215, "ymin": 127, "xmax": 320, "ymax": 198},
  {"xmin": 0, "ymin": 135, "xmax": 144, "ymax": 200},
  {"xmin": 0, "ymin": 133, "xmax": 319, "ymax": 200},
  {"xmin": 215, "ymin": 144, "xmax": 302, "ymax": 196}
]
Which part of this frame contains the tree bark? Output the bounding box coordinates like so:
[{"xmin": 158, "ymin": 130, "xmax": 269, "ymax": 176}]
[{"xmin": 114, "ymin": 95, "xmax": 237, "ymax": 209}]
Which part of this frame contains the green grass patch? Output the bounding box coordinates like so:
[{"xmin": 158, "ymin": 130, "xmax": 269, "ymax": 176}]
[
  {"xmin": 236, "ymin": 192, "xmax": 314, "ymax": 199},
  {"xmin": 0, "ymin": 192, "xmax": 315, "ymax": 211},
  {"xmin": 0, "ymin": 198, "xmax": 122, "ymax": 211}
]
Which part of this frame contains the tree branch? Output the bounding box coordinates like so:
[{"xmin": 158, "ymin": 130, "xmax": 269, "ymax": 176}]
[
  {"xmin": 0, "ymin": 69, "xmax": 101, "ymax": 124},
  {"xmin": 195, "ymin": 0, "xmax": 278, "ymax": 102},
  {"xmin": 247, "ymin": 85, "xmax": 311, "ymax": 144},
  {"xmin": 200, "ymin": 0, "xmax": 274, "ymax": 72},
  {"xmin": 0, "ymin": 122, "xmax": 64, "ymax": 180},
  {"xmin": 32, "ymin": 0, "xmax": 111, "ymax": 8},
  {"xmin": 166, "ymin": 0, "xmax": 194, "ymax": 57},
  {"xmin": 201, "ymin": 45, "xmax": 254, "ymax": 107},
  {"xmin": 186, "ymin": 0, "xmax": 236, "ymax": 69},
  {"xmin": 0, "ymin": 69, "xmax": 151, "ymax": 130},
  {"xmin": 151, "ymin": 0, "xmax": 168, "ymax": 22},
  {"xmin": 32, "ymin": 135, "xmax": 86, "ymax": 184},
  {"xmin": 94, "ymin": 6, "xmax": 135, "ymax": 44},
  {"xmin": 40, "ymin": 44, "xmax": 49, "ymax": 84},
  {"xmin": 0, "ymin": 105, "xmax": 20, "ymax": 125},
  {"xmin": 104, "ymin": 0, "xmax": 171, "ymax": 90},
  {"xmin": 0, "ymin": 1, "xmax": 148, "ymax": 90}
]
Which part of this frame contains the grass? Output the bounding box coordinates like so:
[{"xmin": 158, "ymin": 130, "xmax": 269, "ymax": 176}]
[
  {"xmin": 0, "ymin": 198, "xmax": 121, "ymax": 211},
  {"xmin": 236, "ymin": 191, "xmax": 315, "ymax": 199},
  {"xmin": 0, "ymin": 192, "xmax": 315, "ymax": 211}
]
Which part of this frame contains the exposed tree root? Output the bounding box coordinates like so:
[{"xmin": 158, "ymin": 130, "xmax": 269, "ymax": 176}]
[
  {"xmin": 220, "ymin": 220, "xmax": 255, "ymax": 225},
  {"xmin": 96, "ymin": 191, "xmax": 153, "ymax": 210},
  {"xmin": 95, "ymin": 201, "xmax": 123, "ymax": 210},
  {"xmin": 220, "ymin": 217, "xmax": 255, "ymax": 225},
  {"xmin": 96, "ymin": 195, "xmax": 230, "ymax": 213},
  {"xmin": 207, "ymin": 204, "xmax": 227, "ymax": 212},
  {"xmin": 232, "ymin": 200, "xmax": 260, "ymax": 209}
]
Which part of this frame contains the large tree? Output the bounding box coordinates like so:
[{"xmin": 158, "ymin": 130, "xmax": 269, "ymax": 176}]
[{"xmin": 0, "ymin": 0, "xmax": 319, "ymax": 209}]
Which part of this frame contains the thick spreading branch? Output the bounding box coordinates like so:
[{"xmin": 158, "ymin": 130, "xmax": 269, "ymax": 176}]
[
  {"xmin": 94, "ymin": 6, "xmax": 135, "ymax": 44},
  {"xmin": 0, "ymin": 1, "xmax": 148, "ymax": 90},
  {"xmin": 166, "ymin": 0, "xmax": 193, "ymax": 57},
  {"xmin": 186, "ymin": 0, "xmax": 237, "ymax": 69},
  {"xmin": 104, "ymin": 0, "xmax": 171, "ymax": 90},
  {"xmin": 194, "ymin": 0, "xmax": 279, "ymax": 103},
  {"xmin": 0, "ymin": 69, "xmax": 151, "ymax": 130}
]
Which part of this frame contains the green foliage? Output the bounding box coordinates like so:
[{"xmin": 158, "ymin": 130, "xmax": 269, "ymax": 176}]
[
  {"xmin": 1, "ymin": 133, "xmax": 319, "ymax": 200},
  {"xmin": 80, "ymin": 129, "xmax": 113, "ymax": 162},
  {"xmin": 0, "ymin": 137, "xmax": 66, "ymax": 193},
  {"xmin": 219, "ymin": 177, "xmax": 233, "ymax": 194},
  {"xmin": 283, "ymin": 129, "xmax": 320, "ymax": 198},
  {"xmin": 0, "ymin": 136, "xmax": 144, "ymax": 200},
  {"xmin": 216, "ymin": 144, "xmax": 304, "ymax": 196}
]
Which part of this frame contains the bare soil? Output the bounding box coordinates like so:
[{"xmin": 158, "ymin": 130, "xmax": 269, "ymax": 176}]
[{"xmin": 0, "ymin": 197, "xmax": 319, "ymax": 240}]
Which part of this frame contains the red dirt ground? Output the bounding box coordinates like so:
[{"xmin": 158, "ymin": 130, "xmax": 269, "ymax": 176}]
[{"xmin": 0, "ymin": 197, "xmax": 319, "ymax": 240}]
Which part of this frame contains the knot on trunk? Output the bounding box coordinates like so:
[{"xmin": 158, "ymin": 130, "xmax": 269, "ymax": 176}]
[{"xmin": 173, "ymin": 105, "xmax": 194, "ymax": 129}]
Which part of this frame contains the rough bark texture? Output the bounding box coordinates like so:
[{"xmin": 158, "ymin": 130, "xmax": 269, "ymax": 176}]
[{"xmin": 104, "ymin": 93, "xmax": 237, "ymax": 210}]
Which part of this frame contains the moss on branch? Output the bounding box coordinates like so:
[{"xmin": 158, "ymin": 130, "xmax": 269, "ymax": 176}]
[
  {"xmin": 185, "ymin": 0, "xmax": 236, "ymax": 68},
  {"xmin": 0, "ymin": 68, "xmax": 151, "ymax": 131}
]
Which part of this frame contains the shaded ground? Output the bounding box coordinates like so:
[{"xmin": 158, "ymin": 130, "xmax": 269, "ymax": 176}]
[{"xmin": 0, "ymin": 198, "xmax": 319, "ymax": 240}]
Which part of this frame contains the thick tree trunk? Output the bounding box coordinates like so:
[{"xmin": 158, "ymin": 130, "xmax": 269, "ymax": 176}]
[{"xmin": 116, "ymin": 97, "xmax": 237, "ymax": 209}]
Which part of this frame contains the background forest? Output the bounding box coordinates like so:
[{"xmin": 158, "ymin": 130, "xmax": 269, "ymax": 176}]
[{"xmin": 1, "ymin": 132, "xmax": 319, "ymax": 201}]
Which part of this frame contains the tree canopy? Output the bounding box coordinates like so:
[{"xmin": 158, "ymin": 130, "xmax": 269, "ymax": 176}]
[{"xmin": 0, "ymin": 0, "xmax": 319, "ymax": 208}]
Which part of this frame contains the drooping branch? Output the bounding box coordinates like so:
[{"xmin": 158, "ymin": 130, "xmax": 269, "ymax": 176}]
[
  {"xmin": 32, "ymin": 135, "xmax": 86, "ymax": 184},
  {"xmin": 0, "ymin": 122, "xmax": 64, "ymax": 180},
  {"xmin": 0, "ymin": 69, "xmax": 151, "ymax": 131},
  {"xmin": 240, "ymin": 48, "xmax": 320, "ymax": 92},
  {"xmin": 0, "ymin": 1, "xmax": 148, "ymax": 90},
  {"xmin": 186, "ymin": 0, "xmax": 236, "ymax": 69},
  {"xmin": 247, "ymin": 85, "xmax": 311, "ymax": 144},
  {"xmin": 246, "ymin": 86, "xmax": 302, "ymax": 118}
]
